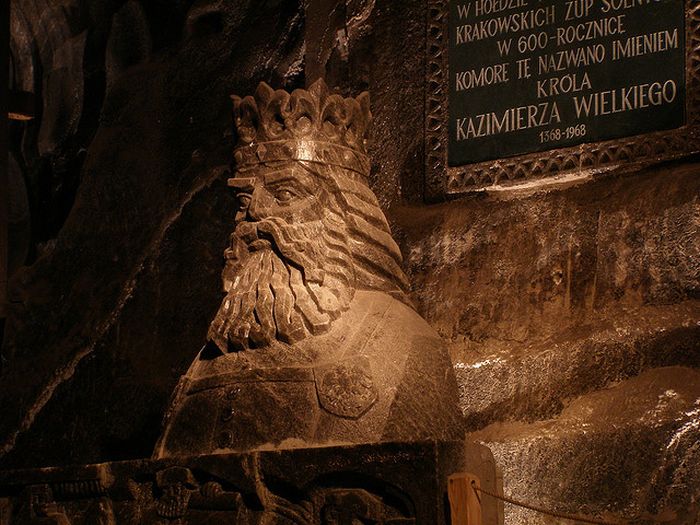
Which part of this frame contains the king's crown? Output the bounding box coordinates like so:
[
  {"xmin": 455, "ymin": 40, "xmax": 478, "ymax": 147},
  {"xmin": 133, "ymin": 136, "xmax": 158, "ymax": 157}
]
[{"xmin": 231, "ymin": 79, "xmax": 372, "ymax": 176}]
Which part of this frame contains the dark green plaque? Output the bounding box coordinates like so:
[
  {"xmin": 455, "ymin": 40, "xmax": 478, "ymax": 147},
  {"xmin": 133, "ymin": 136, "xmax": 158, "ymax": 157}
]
[{"xmin": 448, "ymin": 0, "xmax": 686, "ymax": 166}]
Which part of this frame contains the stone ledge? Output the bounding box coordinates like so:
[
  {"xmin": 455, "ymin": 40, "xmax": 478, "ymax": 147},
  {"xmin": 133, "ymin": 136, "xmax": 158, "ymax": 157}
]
[
  {"xmin": 0, "ymin": 440, "xmax": 499, "ymax": 525},
  {"xmin": 453, "ymin": 302, "xmax": 700, "ymax": 429},
  {"xmin": 472, "ymin": 366, "xmax": 700, "ymax": 525}
]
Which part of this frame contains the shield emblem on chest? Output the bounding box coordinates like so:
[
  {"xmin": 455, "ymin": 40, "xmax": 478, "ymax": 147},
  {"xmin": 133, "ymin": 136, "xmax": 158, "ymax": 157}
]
[{"xmin": 314, "ymin": 357, "xmax": 378, "ymax": 419}]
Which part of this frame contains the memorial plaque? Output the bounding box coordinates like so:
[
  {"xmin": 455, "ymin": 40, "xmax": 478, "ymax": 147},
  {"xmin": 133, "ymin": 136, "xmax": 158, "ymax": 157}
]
[
  {"xmin": 424, "ymin": 0, "xmax": 700, "ymax": 198},
  {"xmin": 448, "ymin": 0, "xmax": 686, "ymax": 166}
]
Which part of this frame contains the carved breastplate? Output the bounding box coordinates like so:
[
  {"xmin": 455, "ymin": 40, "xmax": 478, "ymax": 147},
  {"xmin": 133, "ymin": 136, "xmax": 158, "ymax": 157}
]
[{"xmin": 153, "ymin": 292, "xmax": 465, "ymax": 459}]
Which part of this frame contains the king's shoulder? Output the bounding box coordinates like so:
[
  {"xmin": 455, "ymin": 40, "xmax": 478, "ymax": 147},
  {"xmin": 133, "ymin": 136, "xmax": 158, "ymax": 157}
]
[{"xmin": 339, "ymin": 290, "xmax": 443, "ymax": 346}]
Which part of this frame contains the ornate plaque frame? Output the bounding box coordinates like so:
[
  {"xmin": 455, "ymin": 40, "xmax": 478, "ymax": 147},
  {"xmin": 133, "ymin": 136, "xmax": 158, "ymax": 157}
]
[{"xmin": 425, "ymin": 1, "xmax": 700, "ymax": 200}]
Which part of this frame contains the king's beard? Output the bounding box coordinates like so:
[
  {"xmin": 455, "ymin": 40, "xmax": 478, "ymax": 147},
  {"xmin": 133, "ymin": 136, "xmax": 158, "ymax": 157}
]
[{"xmin": 208, "ymin": 211, "xmax": 356, "ymax": 352}]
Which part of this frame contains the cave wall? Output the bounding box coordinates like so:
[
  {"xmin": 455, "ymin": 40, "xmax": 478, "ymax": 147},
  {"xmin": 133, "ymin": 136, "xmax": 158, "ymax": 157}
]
[
  {"xmin": 396, "ymin": 163, "xmax": 700, "ymax": 523},
  {"xmin": 2, "ymin": 0, "xmax": 306, "ymax": 466},
  {"xmin": 2, "ymin": 0, "xmax": 700, "ymax": 523}
]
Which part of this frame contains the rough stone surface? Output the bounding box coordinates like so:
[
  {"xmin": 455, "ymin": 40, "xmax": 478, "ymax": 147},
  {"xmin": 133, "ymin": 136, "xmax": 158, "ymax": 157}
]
[
  {"xmin": 473, "ymin": 367, "xmax": 700, "ymax": 524},
  {"xmin": 3, "ymin": 0, "xmax": 700, "ymax": 522},
  {"xmin": 395, "ymin": 164, "xmax": 699, "ymax": 347},
  {"xmin": 2, "ymin": 0, "xmax": 306, "ymax": 468},
  {"xmin": 393, "ymin": 162, "xmax": 700, "ymax": 523}
]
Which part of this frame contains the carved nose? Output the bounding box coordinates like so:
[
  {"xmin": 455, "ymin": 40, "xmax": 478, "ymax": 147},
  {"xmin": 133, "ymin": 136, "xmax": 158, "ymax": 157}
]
[
  {"xmin": 248, "ymin": 186, "xmax": 275, "ymax": 221},
  {"xmin": 245, "ymin": 187, "xmax": 267, "ymax": 220},
  {"xmin": 236, "ymin": 222, "xmax": 258, "ymax": 244}
]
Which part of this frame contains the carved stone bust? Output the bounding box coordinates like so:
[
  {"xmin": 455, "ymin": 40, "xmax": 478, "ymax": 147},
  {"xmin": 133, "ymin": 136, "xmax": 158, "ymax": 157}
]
[{"xmin": 153, "ymin": 80, "xmax": 464, "ymax": 458}]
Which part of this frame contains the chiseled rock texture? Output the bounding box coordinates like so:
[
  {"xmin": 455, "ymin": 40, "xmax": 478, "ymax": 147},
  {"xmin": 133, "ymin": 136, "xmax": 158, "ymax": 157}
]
[
  {"xmin": 473, "ymin": 366, "xmax": 700, "ymax": 525},
  {"xmin": 394, "ymin": 162, "xmax": 700, "ymax": 524},
  {"xmin": 3, "ymin": 0, "xmax": 700, "ymax": 522},
  {"xmin": 2, "ymin": 0, "xmax": 305, "ymax": 467}
]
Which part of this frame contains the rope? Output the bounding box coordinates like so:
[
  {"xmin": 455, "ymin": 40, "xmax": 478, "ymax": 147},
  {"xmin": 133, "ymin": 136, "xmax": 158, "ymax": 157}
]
[{"xmin": 472, "ymin": 481, "xmax": 629, "ymax": 525}]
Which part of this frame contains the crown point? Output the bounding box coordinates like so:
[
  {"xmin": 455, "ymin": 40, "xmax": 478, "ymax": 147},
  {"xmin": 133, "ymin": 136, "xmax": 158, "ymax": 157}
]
[
  {"xmin": 230, "ymin": 80, "xmax": 371, "ymax": 175},
  {"xmin": 255, "ymin": 82, "xmax": 275, "ymax": 104},
  {"xmin": 308, "ymin": 78, "xmax": 330, "ymax": 100}
]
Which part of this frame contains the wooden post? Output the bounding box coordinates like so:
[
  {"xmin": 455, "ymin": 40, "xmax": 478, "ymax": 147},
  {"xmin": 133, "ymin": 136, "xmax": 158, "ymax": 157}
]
[
  {"xmin": 0, "ymin": 0, "xmax": 10, "ymax": 321},
  {"xmin": 496, "ymin": 466, "xmax": 505, "ymax": 525},
  {"xmin": 448, "ymin": 473, "xmax": 482, "ymax": 525}
]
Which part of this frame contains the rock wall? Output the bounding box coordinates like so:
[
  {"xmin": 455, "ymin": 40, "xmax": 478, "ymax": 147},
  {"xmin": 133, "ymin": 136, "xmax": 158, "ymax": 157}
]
[
  {"xmin": 2, "ymin": 0, "xmax": 699, "ymax": 523},
  {"xmin": 394, "ymin": 162, "xmax": 700, "ymax": 523},
  {"xmin": 2, "ymin": 0, "xmax": 305, "ymax": 466}
]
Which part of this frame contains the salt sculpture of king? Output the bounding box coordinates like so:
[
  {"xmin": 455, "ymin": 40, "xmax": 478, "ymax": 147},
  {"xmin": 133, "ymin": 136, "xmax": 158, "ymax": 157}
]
[{"xmin": 153, "ymin": 80, "xmax": 465, "ymax": 458}]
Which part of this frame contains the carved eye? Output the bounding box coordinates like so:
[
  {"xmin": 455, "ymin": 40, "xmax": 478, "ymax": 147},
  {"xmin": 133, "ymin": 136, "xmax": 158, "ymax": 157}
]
[
  {"xmin": 274, "ymin": 188, "xmax": 297, "ymax": 204},
  {"xmin": 237, "ymin": 193, "xmax": 251, "ymax": 209}
]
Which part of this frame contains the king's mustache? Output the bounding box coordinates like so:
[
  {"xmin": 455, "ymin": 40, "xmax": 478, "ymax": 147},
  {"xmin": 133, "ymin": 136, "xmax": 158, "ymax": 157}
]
[
  {"xmin": 232, "ymin": 219, "xmax": 326, "ymax": 285},
  {"xmin": 233, "ymin": 220, "xmax": 285, "ymax": 250}
]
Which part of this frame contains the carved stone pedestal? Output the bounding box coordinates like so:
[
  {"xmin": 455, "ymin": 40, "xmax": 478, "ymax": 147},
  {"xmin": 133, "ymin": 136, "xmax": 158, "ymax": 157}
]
[{"xmin": 0, "ymin": 441, "xmax": 498, "ymax": 525}]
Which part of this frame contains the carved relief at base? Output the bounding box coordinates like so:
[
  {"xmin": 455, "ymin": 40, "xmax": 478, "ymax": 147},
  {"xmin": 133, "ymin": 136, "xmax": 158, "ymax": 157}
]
[{"xmin": 0, "ymin": 441, "xmax": 499, "ymax": 524}]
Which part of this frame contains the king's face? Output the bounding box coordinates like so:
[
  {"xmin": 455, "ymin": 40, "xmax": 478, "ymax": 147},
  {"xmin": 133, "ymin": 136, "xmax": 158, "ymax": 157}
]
[
  {"xmin": 211, "ymin": 161, "xmax": 354, "ymax": 350},
  {"xmin": 229, "ymin": 163, "xmax": 327, "ymax": 227}
]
